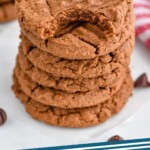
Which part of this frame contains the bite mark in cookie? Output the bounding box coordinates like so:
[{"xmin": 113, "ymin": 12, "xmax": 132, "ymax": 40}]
[
  {"xmin": 21, "ymin": 3, "xmax": 134, "ymax": 60},
  {"xmin": 16, "ymin": 0, "xmax": 132, "ymax": 39}
]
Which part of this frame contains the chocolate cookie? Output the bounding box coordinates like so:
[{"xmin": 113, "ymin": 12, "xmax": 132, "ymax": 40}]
[
  {"xmin": 0, "ymin": 1, "xmax": 16, "ymax": 22},
  {"xmin": 17, "ymin": 50, "xmax": 125, "ymax": 93},
  {"xmin": 16, "ymin": 0, "xmax": 132, "ymax": 39},
  {"xmin": 13, "ymin": 65, "xmax": 125, "ymax": 108},
  {"xmin": 21, "ymin": 34, "xmax": 133, "ymax": 78},
  {"xmin": 21, "ymin": 3, "xmax": 134, "ymax": 60},
  {"xmin": 12, "ymin": 71, "xmax": 133, "ymax": 128}
]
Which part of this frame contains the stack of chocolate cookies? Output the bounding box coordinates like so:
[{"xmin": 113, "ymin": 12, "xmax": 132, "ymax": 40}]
[
  {"xmin": 12, "ymin": 0, "xmax": 135, "ymax": 128},
  {"xmin": 0, "ymin": 0, "xmax": 16, "ymax": 22}
]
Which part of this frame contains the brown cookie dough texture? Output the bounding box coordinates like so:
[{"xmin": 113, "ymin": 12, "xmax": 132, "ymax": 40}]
[
  {"xmin": 16, "ymin": 0, "xmax": 132, "ymax": 39},
  {"xmin": 21, "ymin": 34, "xmax": 133, "ymax": 78},
  {"xmin": 18, "ymin": 49, "xmax": 125, "ymax": 93},
  {"xmin": 21, "ymin": 1, "xmax": 134, "ymax": 60},
  {"xmin": 0, "ymin": 0, "xmax": 16, "ymax": 22},
  {"xmin": 12, "ymin": 0, "xmax": 135, "ymax": 128},
  {"xmin": 13, "ymin": 63, "xmax": 125, "ymax": 108},
  {"xmin": 13, "ymin": 70, "xmax": 133, "ymax": 128}
]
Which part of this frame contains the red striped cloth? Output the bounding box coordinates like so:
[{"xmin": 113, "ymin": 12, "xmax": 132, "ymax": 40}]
[{"xmin": 135, "ymin": 0, "xmax": 150, "ymax": 47}]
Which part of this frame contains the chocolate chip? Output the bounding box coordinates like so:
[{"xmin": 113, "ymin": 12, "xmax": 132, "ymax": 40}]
[
  {"xmin": 134, "ymin": 73, "xmax": 150, "ymax": 88},
  {"xmin": 0, "ymin": 108, "xmax": 7, "ymax": 126},
  {"xmin": 108, "ymin": 135, "xmax": 124, "ymax": 142},
  {"xmin": 45, "ymin": 39, "xmax": 48, "ymax": 47}
]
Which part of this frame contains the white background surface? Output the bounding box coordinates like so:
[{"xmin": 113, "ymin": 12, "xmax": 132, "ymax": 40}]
[{"xmin": 0, "ymin": 21, "xmax": 150, "ymax": 150}]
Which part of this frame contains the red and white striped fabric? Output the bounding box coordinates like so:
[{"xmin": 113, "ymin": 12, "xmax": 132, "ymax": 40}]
[{"xmin": 135, "ymin": 0, "xmax": 150, "ymax": 47}]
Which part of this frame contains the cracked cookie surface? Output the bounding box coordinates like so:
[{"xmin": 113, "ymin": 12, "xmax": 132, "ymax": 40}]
[
  {"xmin": 18, "ymin": 50, "xmax": 125, "ymax": 93},
  {"xmin": 16, "ymin": 0, "xmax": 132, "ymax": 39},
  {"xmin": 20, "ymin": 2, "xmax": 134, "ymax": 60},
  {"xmin": 21, "ymin": 34, "xmax": 133, "ymax": 78},
  {"xmin": 13, "ymin": 63, "xmax": 125, "ymax": 108},
  {"xmin": 12, "ymin": 70, "xmax": 133, "ymax": 128}
]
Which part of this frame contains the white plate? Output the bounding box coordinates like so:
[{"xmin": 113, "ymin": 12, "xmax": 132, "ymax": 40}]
[{"xmin": 0, "ymin": 22, "xmax": 150, "ymax": 150}]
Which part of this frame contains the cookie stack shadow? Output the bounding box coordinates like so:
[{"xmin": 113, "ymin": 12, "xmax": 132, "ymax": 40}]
[
  {"xmin": 0, "ymin": 0, "xmax": 16, "ymax": 23},
  {"xmin": 12, "ymin": 0, "xmax": 135, "ymax": 128}
]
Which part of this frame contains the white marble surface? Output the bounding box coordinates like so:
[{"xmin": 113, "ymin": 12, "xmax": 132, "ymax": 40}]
[{"xmin": 0, "ymin": 21, "xmax": 150, "ymax": 150}]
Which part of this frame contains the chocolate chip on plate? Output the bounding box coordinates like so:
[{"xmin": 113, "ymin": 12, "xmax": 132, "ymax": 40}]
[
  {"xmin": 108, "ymin": 135, "xmax": 124, "ymax": 142},
  {"xmin": 0, "ymin": 108, "xmax": 7, "ymax": 126},
  {"xmin": 134, "ymin": 73, "xmax": 150, "ymax": 88}
]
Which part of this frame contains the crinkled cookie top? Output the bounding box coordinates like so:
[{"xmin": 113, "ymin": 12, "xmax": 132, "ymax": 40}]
[{"xmin": 16, "ymin": 0, "xmax": 131, "ymax": 39}]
